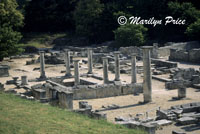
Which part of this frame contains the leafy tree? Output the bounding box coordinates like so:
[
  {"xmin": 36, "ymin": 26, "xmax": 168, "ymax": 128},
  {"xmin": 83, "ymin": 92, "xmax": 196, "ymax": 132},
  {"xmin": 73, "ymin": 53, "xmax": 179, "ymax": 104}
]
[
  {"xmin": 24, "ymin": 0, "xmax": 77, "ymax": 32},
  {"xmin": 0, "ymin": 0, "xmax": 24, "ymax": 61},
  {"xmin": 166, "ymin": 2, "xmax": 200, "ymax": 41},
  {"xmin": 73, "ymin": 0, "xmax": 104, "ymax": 43},
  {"xmin": 186, "ymin": 19, "xmax": 200, "ymax": 41},
  {"xmin": 114, "ymin": 24, "xmax": 147, "ymax": 47}
]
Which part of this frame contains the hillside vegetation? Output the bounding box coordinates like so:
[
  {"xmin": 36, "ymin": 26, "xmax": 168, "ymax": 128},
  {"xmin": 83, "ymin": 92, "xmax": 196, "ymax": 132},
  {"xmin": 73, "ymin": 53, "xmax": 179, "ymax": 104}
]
[{"xmin": 0, "ymin": 92, "xmax": 146, "ymax": 134}]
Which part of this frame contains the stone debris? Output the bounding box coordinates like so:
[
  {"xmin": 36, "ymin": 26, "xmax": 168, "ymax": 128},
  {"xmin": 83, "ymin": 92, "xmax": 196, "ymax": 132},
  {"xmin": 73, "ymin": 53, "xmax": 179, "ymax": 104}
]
[{"xmin": 2, "ymin": 43, "xmax": 200, "ymax": 134}]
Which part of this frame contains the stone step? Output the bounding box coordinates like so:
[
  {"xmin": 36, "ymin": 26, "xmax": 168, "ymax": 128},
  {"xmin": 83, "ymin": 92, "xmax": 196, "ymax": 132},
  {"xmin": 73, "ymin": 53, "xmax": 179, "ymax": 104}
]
[{"xmin": 152, "ymin": 75, "xmax": 171, "ymax": 82}]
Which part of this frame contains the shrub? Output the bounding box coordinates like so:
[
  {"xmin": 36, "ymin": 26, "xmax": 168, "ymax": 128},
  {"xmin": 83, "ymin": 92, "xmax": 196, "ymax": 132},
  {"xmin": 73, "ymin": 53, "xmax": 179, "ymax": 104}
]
[{"xmin": 114, "ymin": 24, "xmax": 147, "ymax": 47}]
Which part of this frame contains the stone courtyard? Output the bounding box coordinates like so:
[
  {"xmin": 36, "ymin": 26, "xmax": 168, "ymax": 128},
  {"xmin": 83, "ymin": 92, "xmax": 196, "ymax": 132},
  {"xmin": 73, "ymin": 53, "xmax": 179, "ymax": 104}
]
[{"xmin": 0, "ymin": 41, "xmax": 200, "ymax": 134}]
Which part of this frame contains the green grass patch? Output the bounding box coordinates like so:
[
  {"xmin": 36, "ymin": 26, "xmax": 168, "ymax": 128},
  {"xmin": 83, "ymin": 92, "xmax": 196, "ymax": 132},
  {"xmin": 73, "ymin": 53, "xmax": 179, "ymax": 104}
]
[
  {"xmin": 19, "ymin": 32, "xmax": 67, "ymax": 48},
  {"xmin": 0, "ymin": 92, "xmax": 146, "ymax": 134}
]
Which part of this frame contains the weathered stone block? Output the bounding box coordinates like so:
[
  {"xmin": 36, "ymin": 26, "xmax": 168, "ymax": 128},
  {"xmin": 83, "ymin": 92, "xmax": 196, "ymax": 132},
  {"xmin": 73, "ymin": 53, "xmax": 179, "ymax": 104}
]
[
  {"xmin": 177, "ymin": 117, "xmax": 197, "ymax": 125},
  {"xmin": 0, "ymin": 65, "xmax": 9, "ymax": 77},
  {"xmin": 32, "ymin": 89, "xmax": 46, "ymax": 100}
]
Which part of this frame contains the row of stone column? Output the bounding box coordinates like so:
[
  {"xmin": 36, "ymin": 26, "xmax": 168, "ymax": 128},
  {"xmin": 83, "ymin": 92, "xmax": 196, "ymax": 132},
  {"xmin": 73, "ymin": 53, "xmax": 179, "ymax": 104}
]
[
  {"xmin": 39, "ymin": 47, "xmax": 153, "ymax": 103},
  {"xmin": 102, "ymin": 47, "xmax": 153, "ymax": 103},
  {"xmin": 102, "ymin": 52, "xmax": 137, "ymax": 84},
  {"xmin": 39, "ymin": 48, "xmax": 92, "ymax": 79}
]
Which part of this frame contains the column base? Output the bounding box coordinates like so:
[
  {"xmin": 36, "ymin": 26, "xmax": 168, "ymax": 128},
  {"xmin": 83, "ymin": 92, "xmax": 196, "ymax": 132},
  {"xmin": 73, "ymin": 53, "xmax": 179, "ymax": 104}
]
[
  {"xmin": 114, "ymin": 79, "xmax": 120, "ymax": 81},
  {"xmin": 65, "ymin": 73, "xmax": 72, "ymax": 77},
  {"xmin": 87, "ymin": 72, "xmax": 93, "ymax": 74},
  {"xmin": 38, "ymin": 76, "xmax": 47, "ymax": 81}
]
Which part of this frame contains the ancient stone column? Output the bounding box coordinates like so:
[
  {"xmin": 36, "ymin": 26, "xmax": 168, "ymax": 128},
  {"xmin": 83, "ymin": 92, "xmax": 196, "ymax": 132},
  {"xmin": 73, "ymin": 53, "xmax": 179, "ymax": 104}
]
[
  {"xmin": 74, "ymin": 60, "xmax": 80, "ymax": 86},
  {"xmin": 114, "ymin": 51, "xmax": 120, "ymax": 81},
  {"xmin": 142, "ymin": 46, "xmax": 153, "ymax": 103},
  {"xmin": 178, "ymin": 88, "xmax": 186, "ymax": 99},
  {"xmin": 21, "ymin": 75, "xmax": 28, "ymax": 85},
  {"xmin": 102, "ymin": 57, "xmax": 109, "ymax": 84},
  {"xmin": 64, "ymin": 49, "xmax": 72, "ymax": 76},
  {"xmin": 39, "ymin": 51, "xmax": 46, "ymax": 79},
  {"xmin": 87, "ymin": 48, "xmax": 93, "ymax": 74},
  {"xmin": 131, "ymin": 53, "xmax": 137, "ymax": 84}
]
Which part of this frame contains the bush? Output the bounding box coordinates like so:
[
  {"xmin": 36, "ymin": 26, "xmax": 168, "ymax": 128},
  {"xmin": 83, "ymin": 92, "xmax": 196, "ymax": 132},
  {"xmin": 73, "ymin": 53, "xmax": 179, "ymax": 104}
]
[
  {"xmin": 114, "ymin": 24, "xmax": 147, "ymax": 48},
  {"xmin": 0, "ymin": 0, "xmax": 24, "ymax": 61},
  {"xmin": 186, "ymin": 19, "xmax": 200, "ymax": 41}
]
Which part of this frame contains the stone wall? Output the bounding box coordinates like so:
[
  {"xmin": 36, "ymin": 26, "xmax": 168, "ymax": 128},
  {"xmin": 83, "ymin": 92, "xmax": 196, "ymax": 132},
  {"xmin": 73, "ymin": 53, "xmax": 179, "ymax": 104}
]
[
  {"xmin": 169, "ymin": 48, "xmax": 200, "ymax": 63},
  {"xmin": 45, "ymin": 80, "xmax": 143, "ymax": 100},
  {"xmin": 151, "ymin": 59, "xmax": 177, "ymax": 68}
]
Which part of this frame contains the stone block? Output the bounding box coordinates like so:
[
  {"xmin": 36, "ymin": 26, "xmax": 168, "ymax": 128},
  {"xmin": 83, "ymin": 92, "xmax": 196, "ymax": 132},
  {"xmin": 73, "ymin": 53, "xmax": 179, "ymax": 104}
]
[
  {"xmin": 32, "ymin": 88, "xmax": 46, "ymax": 100},
  {"xmin": 0, "ymin": 65, "xmax": 9, "ymax": 77},
  {"xmin": 79, "ymin": 101, "xmax": 92, "ymax": 109},
  {"xmin": 74, "ymin": 108, "xmax": 92, "ymax": 115},
  {"xmin": 58, "ymin": 91, "xmax": 73, "ymax": 109},
  {"xmin": 177, "ymin": 117, "xmax": 197, "ymax": 125},
  {"xmin": 91, "ymin": 112, "xmax": 107, "ymax": 120},
  {"xmin": 31, "ymin": 84, "xmax": 43, "ymax": 89},
  {"xmin": 172, "ymin": 130, "xmax": 186, "ymax": 134},
  {"xmin": 153, "ymin": 119, "xmax": 172, "ymax": 126},
  {"xmin": 0, "ymin": 83, "xmax": 4, "ymax": 91}
]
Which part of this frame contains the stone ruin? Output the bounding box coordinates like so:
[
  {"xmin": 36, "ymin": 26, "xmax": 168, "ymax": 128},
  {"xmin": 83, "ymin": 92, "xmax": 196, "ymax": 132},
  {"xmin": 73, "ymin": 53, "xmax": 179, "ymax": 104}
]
[{"xmin": 1, "ymin": 41, "xmax": 200, "ymax": 134}]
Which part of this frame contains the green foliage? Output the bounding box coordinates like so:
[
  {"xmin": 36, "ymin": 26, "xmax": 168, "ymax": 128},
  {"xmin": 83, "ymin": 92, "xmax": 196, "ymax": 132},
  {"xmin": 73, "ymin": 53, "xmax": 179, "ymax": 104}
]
[
  {"xmin": 24, "ymin": 0, "xmax": 77, "ymax": 32},
  {"xmin": 0, "ymin": 0, "xmax": 24, "ymax": 61},
  {"xmin": 0, "ymin": 92, "xmax": 147, "ymax": 134},
  {"xmin": 186, "ymin": 19, "xmax": 200, "ymax": 41},
  {"xmin": 168, "ymin": 2, "xmax": 200, "ymax": 25},
  {"xmin": 73, "ymin": 0, "xmax": 104, "ymax": 42},
  {"xmin": 114, "ymin": 24, "xmax": 147, "ymax": 47}
]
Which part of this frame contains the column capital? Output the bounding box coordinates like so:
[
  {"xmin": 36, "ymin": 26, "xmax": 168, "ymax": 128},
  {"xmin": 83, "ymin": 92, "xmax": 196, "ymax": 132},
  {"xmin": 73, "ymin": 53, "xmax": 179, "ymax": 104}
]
[
  {"xmin": 131, "ymin": 53, "xmax": 137, "ymax": 57},
  {"xmin": 142, "ymin": 46, "xmax": 153, "ymax": 49},
  {"xmin": 39, "ymin": 51, "xmax": 45, "ymax": 53},
  {"xmin": 102, "ymin": 56, "xmax": 109, "ymax": 60},
  {"xmin": 87, "ymin": 48, "xmax": 93, "ymax": 50},
  {"xmin": 73, "ymin": 59, "xmax": 80, "ymax": 63},
  {"xmin": 114, "ymin": 51, "xmax": 120, "ymax": 55}
]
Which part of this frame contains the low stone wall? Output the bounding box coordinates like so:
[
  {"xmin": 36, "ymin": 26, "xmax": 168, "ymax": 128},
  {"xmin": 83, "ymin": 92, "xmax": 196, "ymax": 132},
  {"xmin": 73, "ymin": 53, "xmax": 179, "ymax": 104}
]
[
  {"xmin": 72, "ymin": 83, "xmax": 143, "ymax": 100},
  {"xmin": 45, "ymin": 80, "xmax": 143, "ymax": 100},
  {"xmin": 169, "ymin": 48, "xmax": 200, "ymax": 63},
  {"xmin": 151, "ymin": 59, "xmax": 177, "ymax": 68}
]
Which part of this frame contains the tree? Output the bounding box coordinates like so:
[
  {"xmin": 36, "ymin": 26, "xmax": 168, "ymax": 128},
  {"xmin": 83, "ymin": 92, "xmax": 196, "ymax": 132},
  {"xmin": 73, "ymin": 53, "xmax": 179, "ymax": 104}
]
[
  {"xmin": 73, "ymin": 0, "xmax": 104, "ymax": 43},
  {"xmin": 114, "ymin": 24, "xmax": 147, "ymax": 47},
  {"xmin": 24, "ymin": 0, "xmax": 77, "ymax": 32},
  {"xmin": 186, "ymin": 19, "xmax": 200, "ymax": 41},
  {"xmin": 0, "ymin": 0, "xmax": 24, "ymax": 61}
]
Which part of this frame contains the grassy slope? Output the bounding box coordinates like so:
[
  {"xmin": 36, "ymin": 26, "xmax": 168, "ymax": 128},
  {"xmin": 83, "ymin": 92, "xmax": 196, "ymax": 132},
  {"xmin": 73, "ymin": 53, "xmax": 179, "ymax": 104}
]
[
  {"xmin": 19, "ymin": 33, "xmax": 67, "ymax": 48},
  {"xmin": 0, "ymin": 92, "xmax": 146, "ymax": 134}
]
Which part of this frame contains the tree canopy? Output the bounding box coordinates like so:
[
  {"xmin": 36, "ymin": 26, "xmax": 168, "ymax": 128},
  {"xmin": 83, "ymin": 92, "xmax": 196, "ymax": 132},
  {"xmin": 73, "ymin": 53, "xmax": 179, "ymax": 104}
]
[{"xmin": 0, "ymin": 0, "xmax": 24, "ymax": 61}]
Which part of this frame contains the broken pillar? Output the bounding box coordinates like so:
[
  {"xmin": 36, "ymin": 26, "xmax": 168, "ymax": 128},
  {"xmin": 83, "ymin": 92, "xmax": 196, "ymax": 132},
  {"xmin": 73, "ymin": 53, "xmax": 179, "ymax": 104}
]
[
  {"xmin": 21, "ymin": 75, "xmax": 28, "ymax": 85},
  {"xmin": 102, "ymin": 57, "xmax": 109, "ymax": 84},
  {"xmin": 142, "ymin": 46, "xmax": 153, "ymax": 103},
  {"xmin": 131, "ymin": 53, "xmax": 137, "ymax": 84},
  {"xmin": 178, "ymin": 88, "xmax": 186, "ymax": 99},
  {"xmin": 64, "ymin": 49, "xmax": 72, "ymax": 77},
  {"xmin": 74, "ymin": 59, "xmax": 80, "ymax": 86},
  {"xmin": 87, "ymin": 48, "xmax": 93, "ymax": 74},
  {"xmin": 114, "ymin": 51, "xmax": 120, "ymax": 81},
  {"xmin": 39, "ymin": 51, "xmax": 46, "ymax": 79}
]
